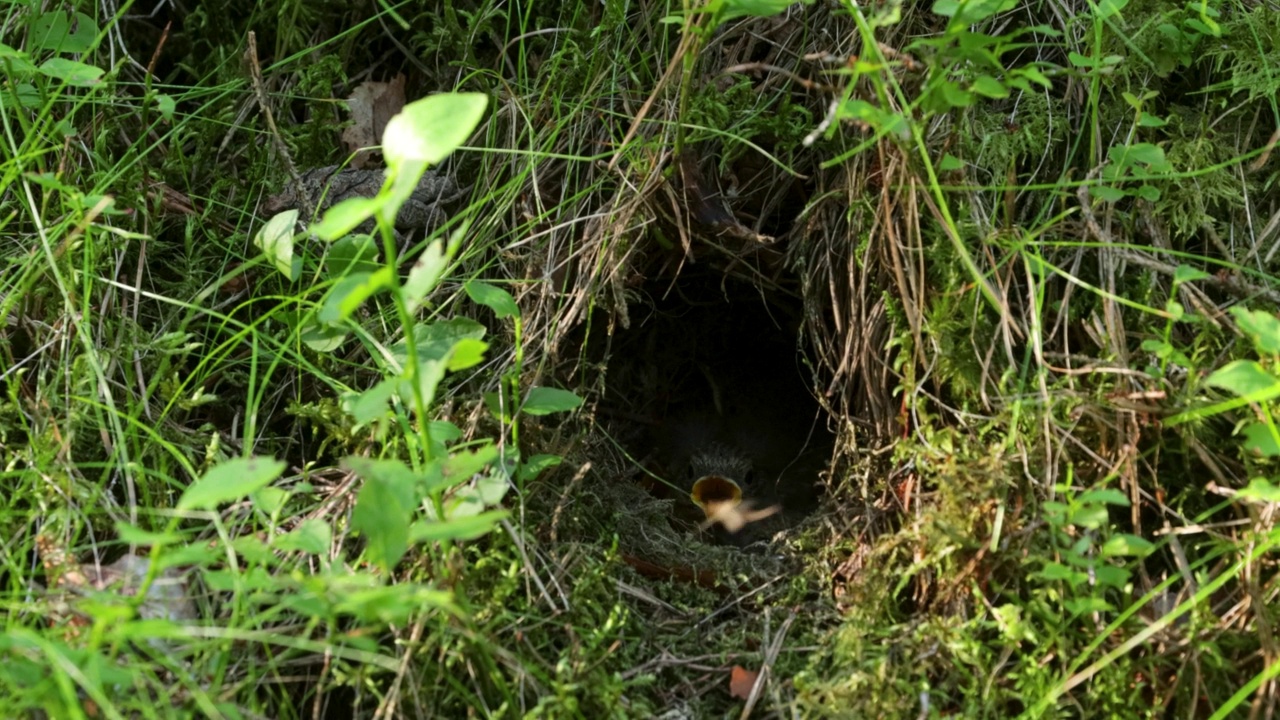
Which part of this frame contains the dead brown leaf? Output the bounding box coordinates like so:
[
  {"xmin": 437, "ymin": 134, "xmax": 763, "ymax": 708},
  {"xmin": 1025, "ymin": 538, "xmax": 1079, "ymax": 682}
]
[
  {"xmin": 342, "ymin": 74, "xmax": 407, "ymax": 169},
  {"xmin": 729, "ymin": 665, "xmax": 759, "ymax": 700}
]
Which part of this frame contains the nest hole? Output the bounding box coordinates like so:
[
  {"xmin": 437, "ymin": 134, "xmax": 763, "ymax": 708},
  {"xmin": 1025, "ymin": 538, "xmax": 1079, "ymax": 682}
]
[{"xmin": 590, "ymin": 259, "xmax": 836, "ymax": 545}]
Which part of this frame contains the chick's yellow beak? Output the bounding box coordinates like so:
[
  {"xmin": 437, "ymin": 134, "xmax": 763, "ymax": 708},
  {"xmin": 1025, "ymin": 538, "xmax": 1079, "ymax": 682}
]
[{"xmin": 690, "ymin": 475, "xmax": 743, "ymax": 519}]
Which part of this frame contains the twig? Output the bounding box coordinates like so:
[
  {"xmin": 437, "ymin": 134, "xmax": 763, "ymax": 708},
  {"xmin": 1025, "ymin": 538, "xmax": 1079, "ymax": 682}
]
[
  {"xmin": 740, "ymin": 609, "xmax": 796, "ymax": 719},
  {"xmin": 244, "ymin": 32, "xmax": 303, "ymax": 193}
]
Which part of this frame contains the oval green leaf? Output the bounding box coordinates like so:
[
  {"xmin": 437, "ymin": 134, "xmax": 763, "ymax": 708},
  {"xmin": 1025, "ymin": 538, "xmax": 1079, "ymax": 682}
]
[
  {"xmin": 178, "ymin": 457, "xmax": 286, "ymax": 511},
  {"xmin": 383, "ymin": 93, "xmax": 488, "ymax": 169},
  {"xmin": 465, "ymin": 280, "xmax": 519, "ymax": 319},
  {"xmin": 522, "ymin": 387, "xmax": 584, "ymax": 415}
]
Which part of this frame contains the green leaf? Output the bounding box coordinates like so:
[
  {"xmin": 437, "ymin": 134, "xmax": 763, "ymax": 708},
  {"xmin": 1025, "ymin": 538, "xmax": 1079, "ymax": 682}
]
[
  {"xmin": 1093, "ymin": 564, "xmax": 1130, "ymax": 589},
  {"xmin": 937, "ymin": 81, "xmax": 973, "ymax": 109},
  {"xmin": 402, "ymin": 240, "xmax": 448, "ymax": 314},
  {"xmin": 1068, "ymin": 51, "xmax": 1097, "ymax": 68},
  {"xmin": 970, "ymin": 75, "xmax": 1008, "ymax": 98},
  {"xmin": 319, "ymin": 268, "xmax": 395, "ymax": 324},
  {"xmin": 1100, "ymin": 533, "xmax": 1153, "ymax": 557},
  {"xmin": 178, "ymin": 457, "xmax": 286, "ymax": 511},
  {"xmin": 1128, "ymin": 143, "xmax": 1166, "ymax": 166},
  {"xmin": 1138, "ymin": 113, "xmax": 1167, "ymax": 128},
  {"xmin": 346, "ymin": 457, "xmax": 417, "ymax": 572},
  {"xmin": 1095, "ymin": 0, "xmax": 1129, "ymax": 20},
  {"xmin": 311, "ymin": 196, "xmax": 379, "ymax": 241},
  {"xmin": 475, "ymin": 471, "xmax": 510, "ymax": 505},
  {"xmin": 1019, "ymin": 66, "xmax": 1052, "ymax": 89},
  {"xmin": 1070, "ymin": 504, "xmax": 1109, "ymax": 529},
  {"xmin": 327, "ymin": 234, "xmax": 379, "ymax": 278},
  {"xmin": 1206, "ymin": 360, "xmax": 1280, "ymax": 397},
  {"xmin": 409, "ymin": 510, "xmax": 507, "ymax": 542},
  {"xmin": 38, "ymin": 57, "xmax": 104, "ymax": 87},
  {"xmin": 389, "ymin": 318, "xmax": 487, "ymax": 371},
  {"xmin": 522, "ymin": 387, "xmax": 584, "ymax": 415},
  {"xmin": 113, "ymin": 522, "xmax": 186, "ymax": 546},
  {"xmin": 428, "ymin": 444, "xmax": 500, "ymax": 495},
  {"xmin": 1228, "ymin": 307, "xmax": 1280, "ymax": 355},
  {"xmin": 430, "ymin": 420, "xmax": 463, "ymax": 443},
  {"xmin": 484, "ymin": 390, "xmax": 512, "ymax": 423},
  {"xmin": 253, "ymin": 486, "xmax": 290, "ymax": 516},
  {"xmin": 1092, "ymin": 185, "xmax": 1126, "ymax": 203},
  {"xmin": 152, "ymin": 93, "xmax": 175, "ymax": 122},
  {"xmin": 714, "ymin": 0, "xmax": 813, "ymax": 23},
  {"xmin": 1241, "ymin": 423, "xmax": 1280, "ymax": 457},
  {"xmin": 448, "ymin": 337, "xmax": 489, "ymax": 371},
  {"xmin": 1173, "ymin": 265, "xmax": 1211, "ymax": 285},
  {"xmin": 1134, "ymin": 184, "xmax": 1160, "ymax": 202},
  {"xmin": 274, "ymin": 519, "xmax": 332, "ymax": 555},
  {"xmin": 939, "ymin": 153, "xmax": 964, "ymax": 171},
  {"xmin": 519, "ymin": 454, "xmax": 563, "ymax": 482},
  {"xmin": 29, "ymin": 12, "xmax": 97, "ymax": 54},
  {"xmin": 253, "ymin": 210, "xmax": 299, "ymax": 280},
  {"xmin": 1237, "ymin": 478, "xmax": 1280, "ymax": 503},
  {"xmin": 1064, "ymin": 597, "xmax": 1114, "ymax": 616},
  {"xmin": 398, "ymin": 357, "xmax": 447, "ymax": 411},
  {"xmin": 299, "ymin": 321, "xmax": 348, "ymax": 353},
  {"xmin": 383, "ymin": 93, "xmax": 488, "ymax": 170},
  {"xmin": 1077, "ymin": 488, "xmax": 1130, "ymax": 506},
  {"xmin": 1036, "ymin": 561, "xmax": 1088, "ymax": 587},
  {"xmin": 344, "ymin": 377, "xmax": 400, "ymax": 424},
  {"xmin": 465, "ymin": 280, "xmax": 520, "ymax": 319},
  {"xmin": 334, "ymin": 584, "xmax": 456, "ymax": 624},
  {"xmin": 931, "ymin": 0, "xmax": 960, "ymax": 16}
]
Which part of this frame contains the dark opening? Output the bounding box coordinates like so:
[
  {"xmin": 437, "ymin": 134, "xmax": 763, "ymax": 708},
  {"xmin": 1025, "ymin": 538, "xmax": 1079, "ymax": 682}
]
[{"xmin": 595, "ymin": 261, "xmax": 835, "ymax": 544}]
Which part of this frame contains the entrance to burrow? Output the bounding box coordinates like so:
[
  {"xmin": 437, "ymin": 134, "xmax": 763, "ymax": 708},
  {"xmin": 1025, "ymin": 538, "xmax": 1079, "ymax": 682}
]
[{"xmin": 587, "ymin": 259, "xmax": 836, "ymax": 547}]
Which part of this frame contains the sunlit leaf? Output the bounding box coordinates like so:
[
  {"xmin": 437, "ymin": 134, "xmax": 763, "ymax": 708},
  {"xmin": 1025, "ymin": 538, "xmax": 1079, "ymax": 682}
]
[
  {"xmin": 402, "ymin": 239, "xmax": 448, "ymax": 313},
  {"xmin": 253, "ymin": 210, "xmax": 299, "ymax": 280},
  {"xmin": 1206, "ymin": 360, "xmax": 1280, "ymax": 397},
  {"xmin": 311, "ymin": 196, "xmax": 379, "ymax": 241},
  {"xmin": 178, "ymin": 457, "xmax": 286, "ymax": 511},
  {"xmin": 1241, "ymin": 422, "xmax": 1280, "ymax": 457},
  {"xmin": 1228, "ymin": 307, "xmax": 1280, "ymax": 355},
  {"xmin": 274, "ymin": 519, "xmax": 332, "ymax": 555},
  {"xmin": 383, "ymin": 93, "xmax": 488, "ymax": 170},
  {"xmin": 448, "ymin": 337, "xmax": 489, "ymax": 371},
  {"xmin": 38, "ymin": 57, "xmax": 104, "ymax": 87},
  {"xmin": 409, "ymin": 510, "xmax": 507, "ymax": 542},
  {"xmin": 971, "ymin": 75, "xmax": 1008, "ymax": 98},
  {"xmin": 1237, "ymin": 478, "xmax": 1280, "ymax": 502},
  {"xmin": 253, "ymin": 486, "xmax": 290, "ymax": 516},
  {"xmin": 152, "ymin": 93, "xmax": 175, "ymax": 122},
  {"xmin": 388, "ymin": 319, "xmax": 486, "ymax": 371}
]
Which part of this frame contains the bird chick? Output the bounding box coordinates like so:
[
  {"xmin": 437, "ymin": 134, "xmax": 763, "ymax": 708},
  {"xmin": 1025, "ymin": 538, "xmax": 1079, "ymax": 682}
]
[{"xmin": 688, "ymin": 444, "xmax": 777, "ymax": 534}]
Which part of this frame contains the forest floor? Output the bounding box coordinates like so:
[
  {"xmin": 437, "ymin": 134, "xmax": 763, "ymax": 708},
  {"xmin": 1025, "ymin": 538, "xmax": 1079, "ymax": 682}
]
[{"xmin": 2, "ymin": 1, "xmax": 1279, "ymax": 718}]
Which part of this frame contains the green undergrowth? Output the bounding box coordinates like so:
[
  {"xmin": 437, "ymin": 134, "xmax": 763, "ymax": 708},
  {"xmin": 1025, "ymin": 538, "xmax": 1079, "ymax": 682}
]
[{"xmin": 2, "ymin": 0, "xmax": 1280, "ymax": 717}]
